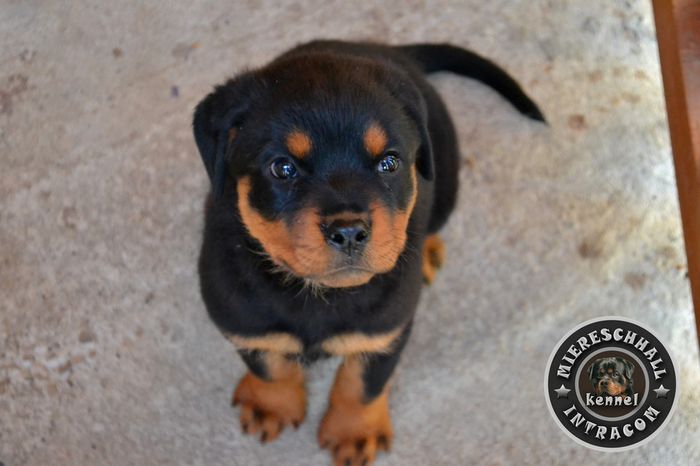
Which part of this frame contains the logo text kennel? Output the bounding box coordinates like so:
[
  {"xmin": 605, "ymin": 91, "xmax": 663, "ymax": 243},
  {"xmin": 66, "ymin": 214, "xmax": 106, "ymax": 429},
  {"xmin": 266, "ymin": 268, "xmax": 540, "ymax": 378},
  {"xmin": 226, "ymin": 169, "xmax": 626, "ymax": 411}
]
[{"xmin": 544, "ymin": 317, "xmax": 678, "ymax": 450}]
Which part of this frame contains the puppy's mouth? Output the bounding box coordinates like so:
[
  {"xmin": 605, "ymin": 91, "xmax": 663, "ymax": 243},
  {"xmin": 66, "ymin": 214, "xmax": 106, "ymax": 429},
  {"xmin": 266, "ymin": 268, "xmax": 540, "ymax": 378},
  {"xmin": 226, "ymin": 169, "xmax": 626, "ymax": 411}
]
[
  {"xmin": 310, "ymin": 266, "xmax": 376, "ymax": 288},
  {"xmin": 277, "ymin": 261, "xmax": 376, "ymax": 288},
  {"xmin": 596, "ymin": 382, "xmax": 626, "ymax": 396}
]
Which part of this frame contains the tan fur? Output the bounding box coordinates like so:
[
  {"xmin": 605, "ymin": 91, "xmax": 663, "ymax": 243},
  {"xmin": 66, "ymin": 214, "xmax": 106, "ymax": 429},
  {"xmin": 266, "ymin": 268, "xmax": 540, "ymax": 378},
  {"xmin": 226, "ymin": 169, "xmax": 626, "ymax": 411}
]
[
  {"xmin": 422, "ymin": 233, "xmax": 446, "ymax": 284},
  {"xmin": 227, "ymin": 332, "xmax": 303, "ymax": 354},
  {"xmin": 321, "ymin": 327, "xmax": 403, "ymax": 356},
  {"xmin": 236, "ymin": 164, "xmax": 417, "ymax": 288},
  {"xmin": 363, "ymin": 122, "xmax": 388, "ymax": 157},
  {"xmin": 286, "ymin": 130, "xmax": 312, "ymax": 158},
  {"xmin": 365, "ymin": 166, "xmax": 418, "ymax": 273},
  {"xmin": 233, "ymin": 353, "xmax": 306, "ymax": 443},
  {"xmin": 318, "ymin": 356, "xmax": 393, "ymax": 466},
  {"xmin": 596, "ymin": 380, "xmax": 627, "ymax": 396},
  {"xmin": 237, "ymin": 176, "xmax": 332, "ymax": 277},
  {"xmin": 316, "ymin": 270, "xmax": 376, "ymax": 288}
]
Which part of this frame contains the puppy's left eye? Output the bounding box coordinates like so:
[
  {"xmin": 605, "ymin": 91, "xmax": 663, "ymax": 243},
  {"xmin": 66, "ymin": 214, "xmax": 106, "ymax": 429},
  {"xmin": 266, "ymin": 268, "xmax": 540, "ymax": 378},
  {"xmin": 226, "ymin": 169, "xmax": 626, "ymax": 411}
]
[
  {"xmin": 614, "ymin": 372, "xmax": 620, "ymax": 377},
  {"xmin": 376, "ymin": 152, "xmax": 400, "ymax": 173},
  {"xmin": 270, "ymin": 158, "xmax": 298, "ymax": 180}
]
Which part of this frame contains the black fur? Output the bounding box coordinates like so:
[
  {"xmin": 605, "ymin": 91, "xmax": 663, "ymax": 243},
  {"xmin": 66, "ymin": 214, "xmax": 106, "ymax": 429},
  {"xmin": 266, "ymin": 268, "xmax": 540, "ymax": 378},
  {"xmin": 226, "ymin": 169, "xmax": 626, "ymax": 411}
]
[
  {"xmin": 193, "ymin": 40, "xmax": 543, "ymax": 403},
  {"xmin": 238, "ymin": 349, "xmax": 268, "ymax": 380},
  {"xmin": 588, "ymin": 357, "xmax": 635, "ymax": 397},
  {"xmin": 362, "ymin": 322, "xmax": 413, "ymax": 401}
]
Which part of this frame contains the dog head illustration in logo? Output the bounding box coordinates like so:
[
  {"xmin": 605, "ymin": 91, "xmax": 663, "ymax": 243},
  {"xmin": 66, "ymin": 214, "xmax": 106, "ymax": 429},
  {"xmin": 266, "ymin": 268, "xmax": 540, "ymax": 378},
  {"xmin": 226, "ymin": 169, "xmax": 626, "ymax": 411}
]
[{"xmin": 588, "ymin": 357, "xmax": 634, "ymax": 397}]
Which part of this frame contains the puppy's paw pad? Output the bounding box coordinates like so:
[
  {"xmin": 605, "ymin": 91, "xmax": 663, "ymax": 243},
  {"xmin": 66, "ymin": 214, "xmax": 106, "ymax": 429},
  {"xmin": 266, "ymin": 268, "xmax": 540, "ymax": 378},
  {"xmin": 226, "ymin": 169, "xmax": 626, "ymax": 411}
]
[
  {"xmin": 320, "ymin": 430, "xmax": 391, "ymax": 466},
  {"xmin": 318, "ymin": 396, "xmax": 392, "ymax": 466},
  {"xmin": 422, "ymin": 234, "xmax": 445, "ymax": 284},
  {"xmin": 232, "ymin": 371, "xmax": 306, "ymax": 443}
]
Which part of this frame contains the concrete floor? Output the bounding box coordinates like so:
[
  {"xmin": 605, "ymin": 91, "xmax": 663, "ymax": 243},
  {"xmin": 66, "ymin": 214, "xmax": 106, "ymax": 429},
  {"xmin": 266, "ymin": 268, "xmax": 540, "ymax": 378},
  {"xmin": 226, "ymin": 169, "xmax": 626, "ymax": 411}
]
[{"xmin": 1, "ymin": 0, "xmax": 699, "ymax": 464}]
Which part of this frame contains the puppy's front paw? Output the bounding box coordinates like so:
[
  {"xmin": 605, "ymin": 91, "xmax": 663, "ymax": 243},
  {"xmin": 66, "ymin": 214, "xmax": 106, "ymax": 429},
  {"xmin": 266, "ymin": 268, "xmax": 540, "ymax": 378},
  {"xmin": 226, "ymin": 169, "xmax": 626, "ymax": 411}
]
[
  {"xmin": 232, "ymin": 371, "xmax": 306, "ymax": 443},
  {"xmin": 318, "ymin": 392, "xmax": 392, "ymax": 466}
]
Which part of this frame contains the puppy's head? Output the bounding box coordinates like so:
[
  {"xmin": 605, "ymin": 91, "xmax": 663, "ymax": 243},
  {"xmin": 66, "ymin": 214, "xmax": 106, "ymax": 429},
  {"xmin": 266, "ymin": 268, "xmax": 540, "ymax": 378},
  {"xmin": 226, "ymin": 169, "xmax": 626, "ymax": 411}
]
[
  {"xmin": 588, "ymin": 357, "xmax": 634, "ymax": 396},
  {"xmin": 193, "ymin": 53, "xmax": 433, "ymax": 288}
]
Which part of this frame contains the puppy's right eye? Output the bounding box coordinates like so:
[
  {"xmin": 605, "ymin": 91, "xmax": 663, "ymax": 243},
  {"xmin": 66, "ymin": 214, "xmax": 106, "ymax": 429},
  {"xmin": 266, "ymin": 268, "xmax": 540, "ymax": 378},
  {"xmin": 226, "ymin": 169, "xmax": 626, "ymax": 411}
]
[
  {"xmin": 376, "ymin": 152, "xmax": 400, "ymax": 174},
  {"xmin": 270, "ymin": 158, "xmax": 298, "ymax": 180}
]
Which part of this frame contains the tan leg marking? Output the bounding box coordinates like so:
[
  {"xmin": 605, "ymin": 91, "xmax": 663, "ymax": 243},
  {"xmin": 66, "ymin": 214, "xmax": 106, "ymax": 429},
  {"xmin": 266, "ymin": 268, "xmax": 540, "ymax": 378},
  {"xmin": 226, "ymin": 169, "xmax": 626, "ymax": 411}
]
[
  {"xmin": 422, "ymin": 233, "xmax": 445, "ymax": 284},
  {"xmin": 318, "ymin": 357, "xmax": 393, "ymax": 466},
  {"xmin": 232, "ymin": 353, "xmax": 306, "ymax": 443}
]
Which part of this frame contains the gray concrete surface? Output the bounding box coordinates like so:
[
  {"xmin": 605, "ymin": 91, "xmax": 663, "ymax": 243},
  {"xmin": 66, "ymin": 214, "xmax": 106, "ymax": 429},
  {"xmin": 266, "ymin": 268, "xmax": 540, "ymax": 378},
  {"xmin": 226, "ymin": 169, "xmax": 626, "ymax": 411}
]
[{"xmin": 1, "ymin": 0, "xmax": 699, "ymax": 464}]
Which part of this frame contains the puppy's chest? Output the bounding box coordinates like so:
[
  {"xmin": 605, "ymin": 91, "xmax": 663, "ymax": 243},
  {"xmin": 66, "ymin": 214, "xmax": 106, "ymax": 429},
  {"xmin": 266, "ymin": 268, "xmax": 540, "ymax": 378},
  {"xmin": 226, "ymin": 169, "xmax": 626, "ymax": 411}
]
[{"xmin": 226, "ymin": 326, "xmax": 403, "ymax": 359}]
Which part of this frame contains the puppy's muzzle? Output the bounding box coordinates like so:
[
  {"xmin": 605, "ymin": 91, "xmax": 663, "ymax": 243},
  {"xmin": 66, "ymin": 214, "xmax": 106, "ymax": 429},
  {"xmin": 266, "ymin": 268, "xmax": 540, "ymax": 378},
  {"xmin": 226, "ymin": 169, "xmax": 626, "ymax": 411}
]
[{"xmin": 323, "ymin": 219, "xmax": 370, "ymax": 257}]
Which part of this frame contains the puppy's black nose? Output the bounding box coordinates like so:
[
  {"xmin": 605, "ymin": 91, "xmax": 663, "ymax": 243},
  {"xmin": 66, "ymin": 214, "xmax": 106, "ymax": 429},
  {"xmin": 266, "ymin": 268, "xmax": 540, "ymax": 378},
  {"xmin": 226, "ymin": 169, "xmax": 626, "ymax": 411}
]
[{"xmin": 323, "ymin": 220, "xmax": 370, "ymax": 255}]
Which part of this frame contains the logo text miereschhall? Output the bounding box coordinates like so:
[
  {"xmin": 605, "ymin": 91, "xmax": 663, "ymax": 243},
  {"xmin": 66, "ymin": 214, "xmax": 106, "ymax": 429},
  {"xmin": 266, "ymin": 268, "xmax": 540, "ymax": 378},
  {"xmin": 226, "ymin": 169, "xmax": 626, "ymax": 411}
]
[{"xmin": 556, "ymin": 327, "xmax": 668, "ymax": 380}]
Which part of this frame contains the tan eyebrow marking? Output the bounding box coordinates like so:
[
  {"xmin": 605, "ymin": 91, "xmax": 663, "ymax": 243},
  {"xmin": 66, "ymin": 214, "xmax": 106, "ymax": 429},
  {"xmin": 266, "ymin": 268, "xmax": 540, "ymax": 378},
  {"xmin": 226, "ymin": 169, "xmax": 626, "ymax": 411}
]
[
  {"xmin": 363, "ymin": 122, "xmax": 388, "ymax": 158},
  {"xmin": 286, "ymin": 130, "xmax": 313, "ymax": 159}
]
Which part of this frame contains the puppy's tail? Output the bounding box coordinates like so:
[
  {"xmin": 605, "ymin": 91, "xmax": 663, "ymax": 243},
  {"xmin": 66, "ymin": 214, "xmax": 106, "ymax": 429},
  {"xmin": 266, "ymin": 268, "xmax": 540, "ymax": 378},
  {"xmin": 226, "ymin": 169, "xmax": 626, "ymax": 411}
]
[{"xmin": 396, "ymin": 43, "xmax": 546, "ymax": 123}]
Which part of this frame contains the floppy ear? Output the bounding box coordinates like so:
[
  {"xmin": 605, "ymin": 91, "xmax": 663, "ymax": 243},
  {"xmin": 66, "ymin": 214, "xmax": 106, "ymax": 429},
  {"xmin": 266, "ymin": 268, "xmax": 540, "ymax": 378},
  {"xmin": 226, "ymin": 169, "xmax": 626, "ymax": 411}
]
[
  {"xmin": 382, "ymin": 72, "xmax": 434, "ymax": 181},
  {"xmin": 193, "ymin": 73, "xmax": 256, "ymax": 197},
  {"xmin": 622, "ymin": 358, "xmax": 635, "ymax": 379},
  {"xmin": 402, "ymin": 99, "xmax": 434, "ymax": 181},
  {"xmin": 587, "ymin": 362, "xmax": 595, "ymax": 382}
]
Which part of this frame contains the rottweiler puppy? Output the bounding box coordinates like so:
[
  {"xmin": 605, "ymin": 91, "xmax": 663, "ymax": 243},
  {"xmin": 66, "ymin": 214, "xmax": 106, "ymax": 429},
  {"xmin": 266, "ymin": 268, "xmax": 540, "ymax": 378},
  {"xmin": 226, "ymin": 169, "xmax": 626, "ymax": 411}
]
[
  {"xmin": 588, "ymin": 357, "xmax": 635, "ymax": 397},
  {"xmin": 193, "ymin": 40, "xmax": 543, "ymax": 465}
]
